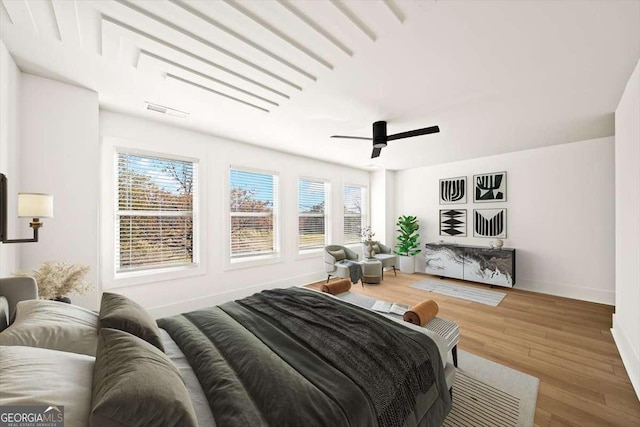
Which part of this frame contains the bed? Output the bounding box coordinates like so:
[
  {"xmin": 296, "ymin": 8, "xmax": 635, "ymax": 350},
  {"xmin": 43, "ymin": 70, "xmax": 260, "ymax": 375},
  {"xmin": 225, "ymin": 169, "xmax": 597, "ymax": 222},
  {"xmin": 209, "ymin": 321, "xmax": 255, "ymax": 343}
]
[{"xmin": 0, "ymin": 278, "xmax": 454, "ymax": 427}]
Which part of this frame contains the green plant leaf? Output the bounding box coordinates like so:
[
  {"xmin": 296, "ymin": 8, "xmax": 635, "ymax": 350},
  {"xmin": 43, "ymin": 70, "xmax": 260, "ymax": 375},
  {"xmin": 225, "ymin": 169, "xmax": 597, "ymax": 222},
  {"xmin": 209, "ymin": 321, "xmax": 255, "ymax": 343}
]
[{"xmin": 394, "ymin": 214, "xmax": 421, "ymax": 256}]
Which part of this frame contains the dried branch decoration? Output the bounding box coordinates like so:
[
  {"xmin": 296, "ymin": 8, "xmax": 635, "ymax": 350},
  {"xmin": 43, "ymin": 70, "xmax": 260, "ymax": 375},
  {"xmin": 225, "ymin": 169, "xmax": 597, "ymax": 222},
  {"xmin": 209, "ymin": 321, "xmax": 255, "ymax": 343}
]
[
  {"xmin": 15, "ymin": 261, "xmax": 91, "ymax": 300},
  {"xmin": 360, "ymin": 226, "xmax": 375, "ymax": 242}
]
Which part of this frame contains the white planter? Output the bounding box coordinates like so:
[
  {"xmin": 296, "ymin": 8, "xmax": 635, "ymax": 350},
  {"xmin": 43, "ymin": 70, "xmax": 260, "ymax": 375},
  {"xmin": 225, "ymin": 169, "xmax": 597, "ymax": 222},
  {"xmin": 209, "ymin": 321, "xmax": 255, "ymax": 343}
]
[{"xmin": 399, "ymin": 255, "xmax": 416, "ymax": 274}]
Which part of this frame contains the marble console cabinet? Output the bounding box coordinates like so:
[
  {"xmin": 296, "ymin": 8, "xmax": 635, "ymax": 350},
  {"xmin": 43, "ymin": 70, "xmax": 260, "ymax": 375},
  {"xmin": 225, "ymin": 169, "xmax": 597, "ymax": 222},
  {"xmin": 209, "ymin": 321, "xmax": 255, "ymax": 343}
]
[{"xmin": 424, "ymin": 243, "xmax": 516, "ymax": 288}]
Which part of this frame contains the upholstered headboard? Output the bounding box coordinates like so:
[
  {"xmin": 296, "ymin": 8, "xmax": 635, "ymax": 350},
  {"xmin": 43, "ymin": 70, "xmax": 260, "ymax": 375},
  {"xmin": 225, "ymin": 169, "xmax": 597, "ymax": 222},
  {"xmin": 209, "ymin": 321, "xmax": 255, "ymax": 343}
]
[
  {"xmin": 0, "ymin": 296, "xmax": 8, "ymax": 331},
  {"xmin": 0, "ymin": 277, "xmax": 38, "ymax": 330}
]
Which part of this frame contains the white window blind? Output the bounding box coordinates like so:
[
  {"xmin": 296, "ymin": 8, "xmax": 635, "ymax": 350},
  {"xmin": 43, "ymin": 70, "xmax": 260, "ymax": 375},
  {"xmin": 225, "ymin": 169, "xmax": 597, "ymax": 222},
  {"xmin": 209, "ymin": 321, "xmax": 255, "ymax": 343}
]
[
  {"xmin": 298, "ymin": 179, "xmax": 328, "ymax": 251},
  {"xmin": 343, "ymin": 185, "xmax": 366, "ymax": 245},
  {"xmin": 230, "ymin": 168, "xmax": 278, "ymax": 258},
  {"xmin": 116, "ymin": 152, "xmax": 197, "ymax": 273}
]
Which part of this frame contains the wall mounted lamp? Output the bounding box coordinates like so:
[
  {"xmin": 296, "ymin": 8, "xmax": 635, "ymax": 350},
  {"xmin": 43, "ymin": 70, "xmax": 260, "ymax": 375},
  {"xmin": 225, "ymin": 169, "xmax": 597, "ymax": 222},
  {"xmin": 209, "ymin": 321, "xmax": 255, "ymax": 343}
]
[{"xmin": 0, "ymin": 173, "xmax": 53, "ymax": 244}]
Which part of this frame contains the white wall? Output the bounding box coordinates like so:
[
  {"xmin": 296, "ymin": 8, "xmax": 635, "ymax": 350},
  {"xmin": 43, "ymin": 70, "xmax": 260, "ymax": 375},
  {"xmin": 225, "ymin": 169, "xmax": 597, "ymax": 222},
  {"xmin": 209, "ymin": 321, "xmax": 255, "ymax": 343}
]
[
  {"xmin": 613, "ymin": 59, "xmax": 640, "ymax": 398},
  {"xmin": 0, "ymin": 40, "xmax": 20, "ymax": 276},
  {"xmin": 369, "ymin": 169, "xmax": 395, "ymax": 246},
  {"xmin": 395, "ymin": 137, "xmax": 615, "ymax": 304},
  {"xmin": 100, "ymin": 111, "xmax": 369, "ymax": 317},
  {"xmin": 18, "ymin": 74, "xmax": 100, "ymax": 310}
]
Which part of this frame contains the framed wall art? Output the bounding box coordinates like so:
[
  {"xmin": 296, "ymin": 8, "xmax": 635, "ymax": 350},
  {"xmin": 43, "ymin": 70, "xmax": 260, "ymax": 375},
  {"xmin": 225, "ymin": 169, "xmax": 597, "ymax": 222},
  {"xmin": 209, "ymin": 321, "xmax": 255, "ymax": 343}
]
[
  {"xmin": 439, "ymin": 176, "xmax": 467, "ymax": 204},
  {"xmin": 473, "ymin": 171, "xmax": 506, "ymax": 203},
  {"xmin": 473, "ymin": 208, "xmax": 507, "ymax": 238},
  {"xmin": 440, "ymin": 209, "xmax": 467, "ymax": 237}
]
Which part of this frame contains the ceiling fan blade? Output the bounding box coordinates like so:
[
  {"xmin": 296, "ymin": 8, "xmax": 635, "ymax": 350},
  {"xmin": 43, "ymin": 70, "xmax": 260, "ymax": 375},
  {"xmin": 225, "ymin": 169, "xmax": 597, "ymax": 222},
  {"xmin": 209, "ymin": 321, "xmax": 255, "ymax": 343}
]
[
  {"xmin": 371, "ymin": 147, "xmax": 382, "ymax": 158},
  {"xmin": 387, "ymin": 125, "xmax": 440, "ymax": 141},
  {"xmin": 331, "ymin": 135, "xmax": 373, "ymax": 140}
]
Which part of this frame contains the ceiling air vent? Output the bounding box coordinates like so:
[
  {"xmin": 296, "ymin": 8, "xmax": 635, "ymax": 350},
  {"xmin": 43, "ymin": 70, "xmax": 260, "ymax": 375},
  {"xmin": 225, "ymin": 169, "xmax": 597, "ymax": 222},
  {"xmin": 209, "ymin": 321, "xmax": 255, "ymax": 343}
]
[{"xmin": 144, "ymin": 102, "xmax": 189, "ymax": 118}]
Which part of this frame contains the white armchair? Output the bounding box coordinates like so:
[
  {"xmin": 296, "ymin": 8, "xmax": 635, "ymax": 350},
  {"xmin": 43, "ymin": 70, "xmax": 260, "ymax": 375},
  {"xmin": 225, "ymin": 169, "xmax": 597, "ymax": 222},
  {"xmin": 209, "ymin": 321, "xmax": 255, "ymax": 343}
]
[
  {"xmin": 362, "ymin": 241, "xmax": 397, "ymax": 279},
  {"xmin": 324, "ymin": 245, "xmax": 360, "ymax": 284}
]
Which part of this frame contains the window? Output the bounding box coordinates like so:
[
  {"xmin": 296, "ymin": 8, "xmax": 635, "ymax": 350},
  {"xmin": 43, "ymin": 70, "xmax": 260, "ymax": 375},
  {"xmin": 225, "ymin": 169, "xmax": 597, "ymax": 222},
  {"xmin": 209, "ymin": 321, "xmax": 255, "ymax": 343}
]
[
  {"xmin": 116, "ymin": 151, "xmax": 197, "ymax": 273},
  {"xmin": 343, "ymin": 185, "xmax": 366, "ymax": 245},
  {"xmin": 298, "ymin": 178, "xmax": 329, "ymax": 251},
  {"xmin": 230, "ymin": 168, "xmax": 279, "ymax": 259}
]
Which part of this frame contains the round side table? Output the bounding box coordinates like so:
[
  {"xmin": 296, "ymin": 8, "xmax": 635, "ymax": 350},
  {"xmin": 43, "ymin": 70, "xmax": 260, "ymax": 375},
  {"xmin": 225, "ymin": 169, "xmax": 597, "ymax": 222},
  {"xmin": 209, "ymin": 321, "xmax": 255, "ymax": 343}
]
[{"xmin": 361, "ymin": 259, "xmax": 382, "ymax": 284}]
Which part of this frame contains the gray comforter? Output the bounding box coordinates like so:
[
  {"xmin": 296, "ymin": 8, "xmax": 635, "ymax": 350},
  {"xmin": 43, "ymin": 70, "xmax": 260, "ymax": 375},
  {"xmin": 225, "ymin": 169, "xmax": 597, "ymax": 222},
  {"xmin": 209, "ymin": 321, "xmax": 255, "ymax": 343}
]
[{"xmin": 158, "ymin": 288, "xmax": 451, "ymax": 427}]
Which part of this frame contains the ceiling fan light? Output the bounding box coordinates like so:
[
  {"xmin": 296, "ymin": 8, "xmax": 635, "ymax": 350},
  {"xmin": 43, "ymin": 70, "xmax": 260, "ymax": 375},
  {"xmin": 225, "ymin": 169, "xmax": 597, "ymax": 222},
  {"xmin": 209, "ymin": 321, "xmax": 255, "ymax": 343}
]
[{"xmin": 372, "ymin": 121, "xmax": 388, "ymax": 149}]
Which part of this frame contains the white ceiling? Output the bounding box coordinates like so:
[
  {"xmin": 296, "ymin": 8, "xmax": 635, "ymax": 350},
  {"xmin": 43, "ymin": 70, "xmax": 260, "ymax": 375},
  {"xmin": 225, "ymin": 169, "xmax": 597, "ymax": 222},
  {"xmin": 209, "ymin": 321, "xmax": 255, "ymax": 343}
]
[{"xmin": 1, "ymin": 0, "xmax": 638, "ymax": 170}]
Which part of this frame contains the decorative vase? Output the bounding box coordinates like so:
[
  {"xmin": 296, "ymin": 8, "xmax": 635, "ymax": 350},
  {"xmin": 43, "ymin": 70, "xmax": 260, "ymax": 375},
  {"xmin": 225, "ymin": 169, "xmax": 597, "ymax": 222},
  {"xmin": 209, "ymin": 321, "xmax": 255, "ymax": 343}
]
[{"xmin": 366, "ymin": 240, "xmax": 375, "ymax": 259}]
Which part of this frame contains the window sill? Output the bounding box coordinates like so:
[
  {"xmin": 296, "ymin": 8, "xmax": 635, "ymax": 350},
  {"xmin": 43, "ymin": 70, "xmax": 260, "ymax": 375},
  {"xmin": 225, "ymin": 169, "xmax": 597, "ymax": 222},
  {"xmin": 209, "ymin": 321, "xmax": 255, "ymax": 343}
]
[
  {"xmin": 296, "ymin": 248, "xmax": 324, "ymax": 260},
  {"xmin": 103, "ymin": 263, "xmax": 206, "ymax": 290},
  {"xmin": 225, "ymin": 254, "xmax": 283, "ymax": 271}
]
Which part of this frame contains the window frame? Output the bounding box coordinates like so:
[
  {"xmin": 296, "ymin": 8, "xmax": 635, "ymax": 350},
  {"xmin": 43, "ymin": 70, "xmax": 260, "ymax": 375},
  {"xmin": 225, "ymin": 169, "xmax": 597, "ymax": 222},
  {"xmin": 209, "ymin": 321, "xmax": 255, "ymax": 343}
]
[
  {"xmin": 225, "ymin": 165, "xmax": 281, "ymax": 270},
  {"xmin": 297, "ymin": 177, "xmax": 330, "ymax": 255},
  {"xmin": 114, "ymin": 149, "xmax": 199, "ymax": 275},
  {"xmin": 343, "ymin": 183, "xmax": 368, "ymax": 246},
  {"xmin": 101, "ymin": 139, "xmax": 207, "ymax": 290}
]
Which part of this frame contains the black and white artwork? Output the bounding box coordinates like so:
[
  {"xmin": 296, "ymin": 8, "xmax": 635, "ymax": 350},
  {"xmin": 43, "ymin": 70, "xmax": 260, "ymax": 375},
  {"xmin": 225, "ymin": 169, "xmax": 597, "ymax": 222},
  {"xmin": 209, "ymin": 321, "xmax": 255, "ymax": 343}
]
[
  {"xmin": 440, "ymin": 209, "xmax": 467, "ymax": 237},
  {"xmin": 474, "ymin": 209, "xmax": 507, "ymax": 238},
  {"xmin": 439, "ymin": 176, "xmax": 466, "ymax": 204},
  {"xmin": 474, "ymin": 172, "xmax": 506, "ymax": 202}
]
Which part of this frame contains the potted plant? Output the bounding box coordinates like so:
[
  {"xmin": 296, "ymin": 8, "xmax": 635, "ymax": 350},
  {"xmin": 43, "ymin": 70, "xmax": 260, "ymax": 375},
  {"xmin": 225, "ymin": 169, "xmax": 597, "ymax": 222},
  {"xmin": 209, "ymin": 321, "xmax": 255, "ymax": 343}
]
[
  {"xmin": 394, "ymin": 215, "xmax": 422, "ymax": 274},
  {"xmin": 15, "ymin": 261, "xmax": 91, "ymax": 303}
]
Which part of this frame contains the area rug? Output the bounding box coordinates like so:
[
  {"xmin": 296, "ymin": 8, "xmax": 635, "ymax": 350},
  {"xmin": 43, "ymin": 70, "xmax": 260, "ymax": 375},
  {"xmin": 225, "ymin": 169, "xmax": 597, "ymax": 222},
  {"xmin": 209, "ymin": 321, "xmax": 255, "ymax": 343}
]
[
  {"xmin": 410, "ymin": 279, "xmax": 507, "ymax": 306},
  {"xmin": 446, "ymin": 350, "xmax": 539, "ymax": 427}
]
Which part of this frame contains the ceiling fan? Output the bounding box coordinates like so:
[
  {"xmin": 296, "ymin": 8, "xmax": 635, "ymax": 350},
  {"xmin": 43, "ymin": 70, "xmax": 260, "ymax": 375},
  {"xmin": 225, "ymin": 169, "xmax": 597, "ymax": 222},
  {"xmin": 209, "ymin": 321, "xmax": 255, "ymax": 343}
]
[{"xmin": 331, "ymin": 121, "xmax": 440, "ymax": 158}]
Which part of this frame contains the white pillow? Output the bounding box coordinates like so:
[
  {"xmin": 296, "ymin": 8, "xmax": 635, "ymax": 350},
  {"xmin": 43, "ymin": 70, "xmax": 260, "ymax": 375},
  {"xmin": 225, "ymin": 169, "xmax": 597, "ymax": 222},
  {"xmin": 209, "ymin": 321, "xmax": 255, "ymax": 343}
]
[
  {"xmin": 0, "ymin": 345, "xmax": 93, "ymax": 427},
  {"xmin": 0, "ymin": 299, "xmax": 98, "ymax": 356}
]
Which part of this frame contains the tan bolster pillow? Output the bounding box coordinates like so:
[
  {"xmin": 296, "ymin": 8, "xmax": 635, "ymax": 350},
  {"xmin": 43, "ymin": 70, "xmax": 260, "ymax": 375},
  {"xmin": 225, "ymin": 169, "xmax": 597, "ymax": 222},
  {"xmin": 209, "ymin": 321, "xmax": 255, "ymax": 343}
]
[
  {"xmin": 320, "ymin": 279, "xmax": 352, "ymax": 295},
  {"xmin": 403, "ymin": 299, "xmax": 439, "ymax": 327}
]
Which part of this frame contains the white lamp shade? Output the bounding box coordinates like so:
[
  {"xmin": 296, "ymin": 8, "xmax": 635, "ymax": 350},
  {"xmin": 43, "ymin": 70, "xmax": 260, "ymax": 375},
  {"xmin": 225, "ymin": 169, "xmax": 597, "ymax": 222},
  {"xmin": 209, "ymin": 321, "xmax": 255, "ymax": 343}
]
[{"xmin": 18, "ymin": 193, "xmax": 53, "ymax": 218}]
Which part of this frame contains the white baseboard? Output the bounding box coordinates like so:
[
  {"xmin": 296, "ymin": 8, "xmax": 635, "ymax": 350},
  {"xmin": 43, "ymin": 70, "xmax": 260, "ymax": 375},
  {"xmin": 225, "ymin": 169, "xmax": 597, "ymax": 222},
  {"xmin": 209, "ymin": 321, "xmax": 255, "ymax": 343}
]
[
  {"xmin": 147, "ymin": 271, "xmax": 326, "ymax": 318},
  {"xmin": 611, "ymin": 315, "xmax": 640, "ymax": 400},
  {"xmin": 515, "ymin": 278, "xmax": 615, "ymax": 305}
]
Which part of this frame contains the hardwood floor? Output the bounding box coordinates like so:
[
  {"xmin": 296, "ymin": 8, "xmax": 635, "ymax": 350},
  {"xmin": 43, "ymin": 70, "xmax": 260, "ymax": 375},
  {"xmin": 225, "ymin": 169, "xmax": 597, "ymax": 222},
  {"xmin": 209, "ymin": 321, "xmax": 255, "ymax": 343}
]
[{"xmin": 306, "ymin": 273, "xmax": 640, "ymax": 427}]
